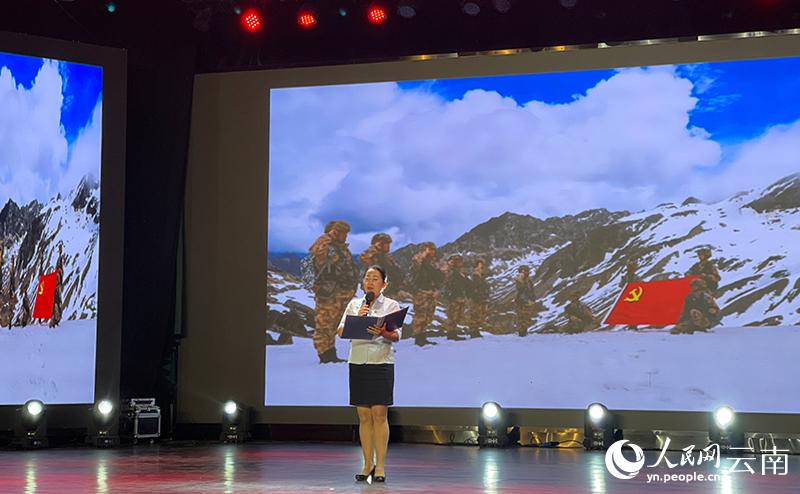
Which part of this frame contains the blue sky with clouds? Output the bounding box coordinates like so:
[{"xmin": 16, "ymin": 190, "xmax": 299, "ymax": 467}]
[
  {"xmin": 401, "ymin": 57, "xmax": 800, "ymax": 145},
  {"xmin": 268, "ymin": 56, "xmax": 800, "ymax": 253},
  {"xmin": 0, "ymin": 51, "xmax": 102, "ymax": 204}
]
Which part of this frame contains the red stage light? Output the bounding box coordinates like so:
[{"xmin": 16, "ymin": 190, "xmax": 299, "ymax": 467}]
[
  {"xmin": 367, "ymin": 4, "xmax": 388, "ymax": 24},
  {"xmin": 298, "ymin": 10, "xmax": 318, "ymax": 29},
  {"xmin": 241, "ymin": 8, "xmax": 263, "ymax": 33}
]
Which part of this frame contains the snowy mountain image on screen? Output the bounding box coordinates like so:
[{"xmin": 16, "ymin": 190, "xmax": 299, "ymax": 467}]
[
  {"xmin": 266, "ymin": 173, "xmax": 800, "ymax": 340},
  {"xmin": 0, "ymin": 175, "xmax": 99, "ymax": 324}
]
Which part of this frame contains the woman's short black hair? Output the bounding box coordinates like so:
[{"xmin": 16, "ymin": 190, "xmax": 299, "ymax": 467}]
[{"xmin": 365, "ymin": 265, "xmax": 387, "ymax": 282}]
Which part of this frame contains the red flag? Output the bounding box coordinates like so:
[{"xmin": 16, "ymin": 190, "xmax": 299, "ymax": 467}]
[
  {"xmin": 33, "ymin": 271, "xmax": 59, "ymax": 320},
  {"xmin": 604, "ymin": 276, "xmax": 699, "ymax": 326}
]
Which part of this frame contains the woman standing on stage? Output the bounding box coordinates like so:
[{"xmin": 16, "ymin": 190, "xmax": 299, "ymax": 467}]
[{"xmin": 337, "ymin": 265, "xmax": 400, "ymax": 483}]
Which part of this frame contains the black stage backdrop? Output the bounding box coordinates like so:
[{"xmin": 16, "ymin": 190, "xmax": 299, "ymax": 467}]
[{"xmin": 121, "ymin": 42, "xmax": 194, "ymax": 436}]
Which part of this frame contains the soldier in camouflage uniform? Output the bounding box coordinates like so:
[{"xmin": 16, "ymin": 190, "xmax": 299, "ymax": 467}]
[
  {"xmin": 359, "ymin": 233, "xmax": 403, "ymax": 299},
  {"xmin": 16, "ymin": 290, "xmax": 32, "ymax": 327},
  {"xmin": 409, "ymin": 242, "xmax": 443, "ymax": 347},
  {"xmin": 50, "ymin": 244, "xmax": 64, "ymax": 328},
  {"xmin": 687, "ymin": 248, "xmax": 721, "ymax": 293},
  {"xmin": 309, "ymin": 221, "xmax": 359, "ymax": 363},
  {"xmin": 467, "ymin": 259, "xmax": 489, "ymax": 338},
  {"xmin": 514, "ymin": 265, "xmax": 537, "ymax": 336},
  {"xmin": 6, "ymin": 255, "xmax": 17, "ymax": 329},
  {"xmin": 442, "ymin": 254, "xmax": 470, "ymax": 341},
  {"xmin": 672, "ymin": 279, "xmax": 721, "ymax": 334},
  {"xmin": 562, "ymin": 293, "xmax": 600, "ymax": 333},
  {"xmin": 0, "ymin": 240, "xmax": 4, "ymax": 291},
  {"xmin": 619, "ymin": 259, "xmax": 639, "ymax": 288}
]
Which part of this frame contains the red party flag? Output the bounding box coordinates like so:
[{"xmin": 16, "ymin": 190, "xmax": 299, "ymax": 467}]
[
  {"xmin": 604, "ymin": 276, "xmax": 700, "ymax": 326},
  {"xmin": 32, "ymin": 271, "xmax": 59, "ymax": 320}
]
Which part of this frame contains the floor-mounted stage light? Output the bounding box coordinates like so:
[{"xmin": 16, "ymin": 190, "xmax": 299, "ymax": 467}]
[
  {"xmin": 14, "ymin": 400, "xmax": 48, "ymax": 449},
  {"xmin": 221, "ymin": 401, "xmax": 251, "ymax": 443},
  {"xmin": 478, "ymin": 402, "xmax": 519, "ymax": 448},
  {"xmin": 583, "ymin": 402, "xmax": 618, "ymax": 450},
  {"xmin": 88, "ymin": 399, "xmax": 119, "ymax": 447},
  {"xmin": 709, "ymin": 405, "xmax": 744, "ymax": 452}
]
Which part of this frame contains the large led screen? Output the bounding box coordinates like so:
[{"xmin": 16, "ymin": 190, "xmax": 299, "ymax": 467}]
[
  {"xmin": 266, "ymin": 56, "xmax": 799, "ymax": 412},
  {"xmin": 0, "ymin": 51, "xmax": 102, "ymax": 405}
]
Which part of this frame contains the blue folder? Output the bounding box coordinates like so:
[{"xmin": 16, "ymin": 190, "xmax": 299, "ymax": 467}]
[{"xmin": 342, "ymin": 306, "xmax": 409, "ymax": 340}]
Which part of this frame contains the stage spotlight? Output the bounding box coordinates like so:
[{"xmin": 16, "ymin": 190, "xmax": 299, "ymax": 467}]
[
  {"xmin": 589, "ymin": 403, "xmax": 606, "ymax": 422},
  {"xmin": 240, "ymin": 8, "xmax": 263, "ymax": 33},
  {"xmin": 482, "ymin": 402, "xmax": 500, "ymax": 420},
  {"xmin": 98, "ymin": 400, "xmax": 114, "ymax": 416},
  {"xmin": 709, "ymin": 405, "xmax": 744, "ymax": 452},
  {"xmin": 14, "ymin": 400, "xmax": 48, "ymax": 449},
  {"xmin": 583, "ymin": 402, "xmax": 617, "ymax": 450},
  {"xmin": 492, "ymin": 0, "xmax": 512, "ymax": 14},
  {"xmin": 88, "ymin": 400, "xmax": 119, "ymax": 447},
  {"xmin": 221, "ymin": 401, "xmax": 251, "ymax": 443},
  {"xmin": 461, "ymin": 1, "xmax": 481, "ymax": 16},
  {"xmin": 559, "ymin": 0, "xmax": 578, "ymax": 8},
  {"xmin": 27, "ymin": 400, "xmax": 44, "ymax": 417},
  {"xmin": 714, "ymin": 406, "xmax": 734, "ymax": 429},
  {"xmin": 397, "ymin": 1, "xmax": 417, "ymax": 19},
  {"xmin": 105, "ymin": 2, "xmax": 117, "ymax": 13},
  {"xmin": 367, "ymin": 4, "xmax": 388, "ymax": 24},
  {"xmin": 298, "ymin": 10, "xmax": 318, "ymax": 29},
  {"xmin": 478, "ymin": 402, "xmax": 519, "ymax": 448}
]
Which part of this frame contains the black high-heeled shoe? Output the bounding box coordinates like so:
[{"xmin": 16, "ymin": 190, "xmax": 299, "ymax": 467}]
[
  {"xmin": 373, "ymin": 473, "xmax": 386, "ymax": 483},
  {"xmin": 355, "ymin": 467, "xmax": 375, "ymax": 482}
]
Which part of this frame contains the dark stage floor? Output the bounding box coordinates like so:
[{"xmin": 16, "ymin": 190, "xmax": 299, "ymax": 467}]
[{"xmin": 0, "ymin": 442, "xmax": 798, "ymax": 493}]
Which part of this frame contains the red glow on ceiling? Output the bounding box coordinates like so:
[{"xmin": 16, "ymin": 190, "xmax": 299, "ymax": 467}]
[
  {"xmin": 367, "ymin": 4, "xmax": 388, "ymax": 24},
  {"xmin": 241, "ymin": 8, "xmax": 263, "ymax": 33}
]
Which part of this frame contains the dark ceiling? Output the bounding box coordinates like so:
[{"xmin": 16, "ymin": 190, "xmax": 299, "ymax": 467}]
[{"xmin": 2, "ymin": 0, "xmax": 799, "ymax": 72}]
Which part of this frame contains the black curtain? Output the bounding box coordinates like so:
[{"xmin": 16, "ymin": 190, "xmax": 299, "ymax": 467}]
[{"xmin": 120, "ymin": 41, "xmax": 195, "ymax": 434}]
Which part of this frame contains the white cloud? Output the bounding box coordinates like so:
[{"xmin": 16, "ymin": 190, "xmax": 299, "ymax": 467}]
[
  {"xmin": 690, "ymin": 119, "xmax": 800, "ymax": 200},
  {"xmin": 678, "ymin": 63, "xmax": 717, "ymax": 95},
  {"xmin": 62, "ymin": 100, "xmax": 102, "ymax": 192},
  {"xmin": 0, "ymin": 61, "xmax": 66, "ymax": 204},
  {"xmin": 0, "ymin": 60, "xmax": 101, "ymax": 207},
  {"xmin": 268, "ymin": 66, "xmax": 793, "ymax": 253}
]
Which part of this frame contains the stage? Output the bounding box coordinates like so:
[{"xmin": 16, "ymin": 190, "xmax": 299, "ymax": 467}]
[{"xmin": 1, "ymin": 442, "xmax": 798, "ymax": 493}]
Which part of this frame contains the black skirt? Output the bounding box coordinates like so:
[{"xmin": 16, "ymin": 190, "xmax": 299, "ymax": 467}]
[{"xmin": 349, "ymin": 363, "xmax": 394, "ymax": 406}]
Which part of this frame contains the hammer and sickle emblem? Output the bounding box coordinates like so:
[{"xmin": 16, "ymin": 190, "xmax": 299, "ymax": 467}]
[
  {"xmin": 38, "ymin": 282, "xmax": 44, "ymax": 295},
  {"xmin": 624, "ymin": 286, "xmax": 643, "ymax": 303}
]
